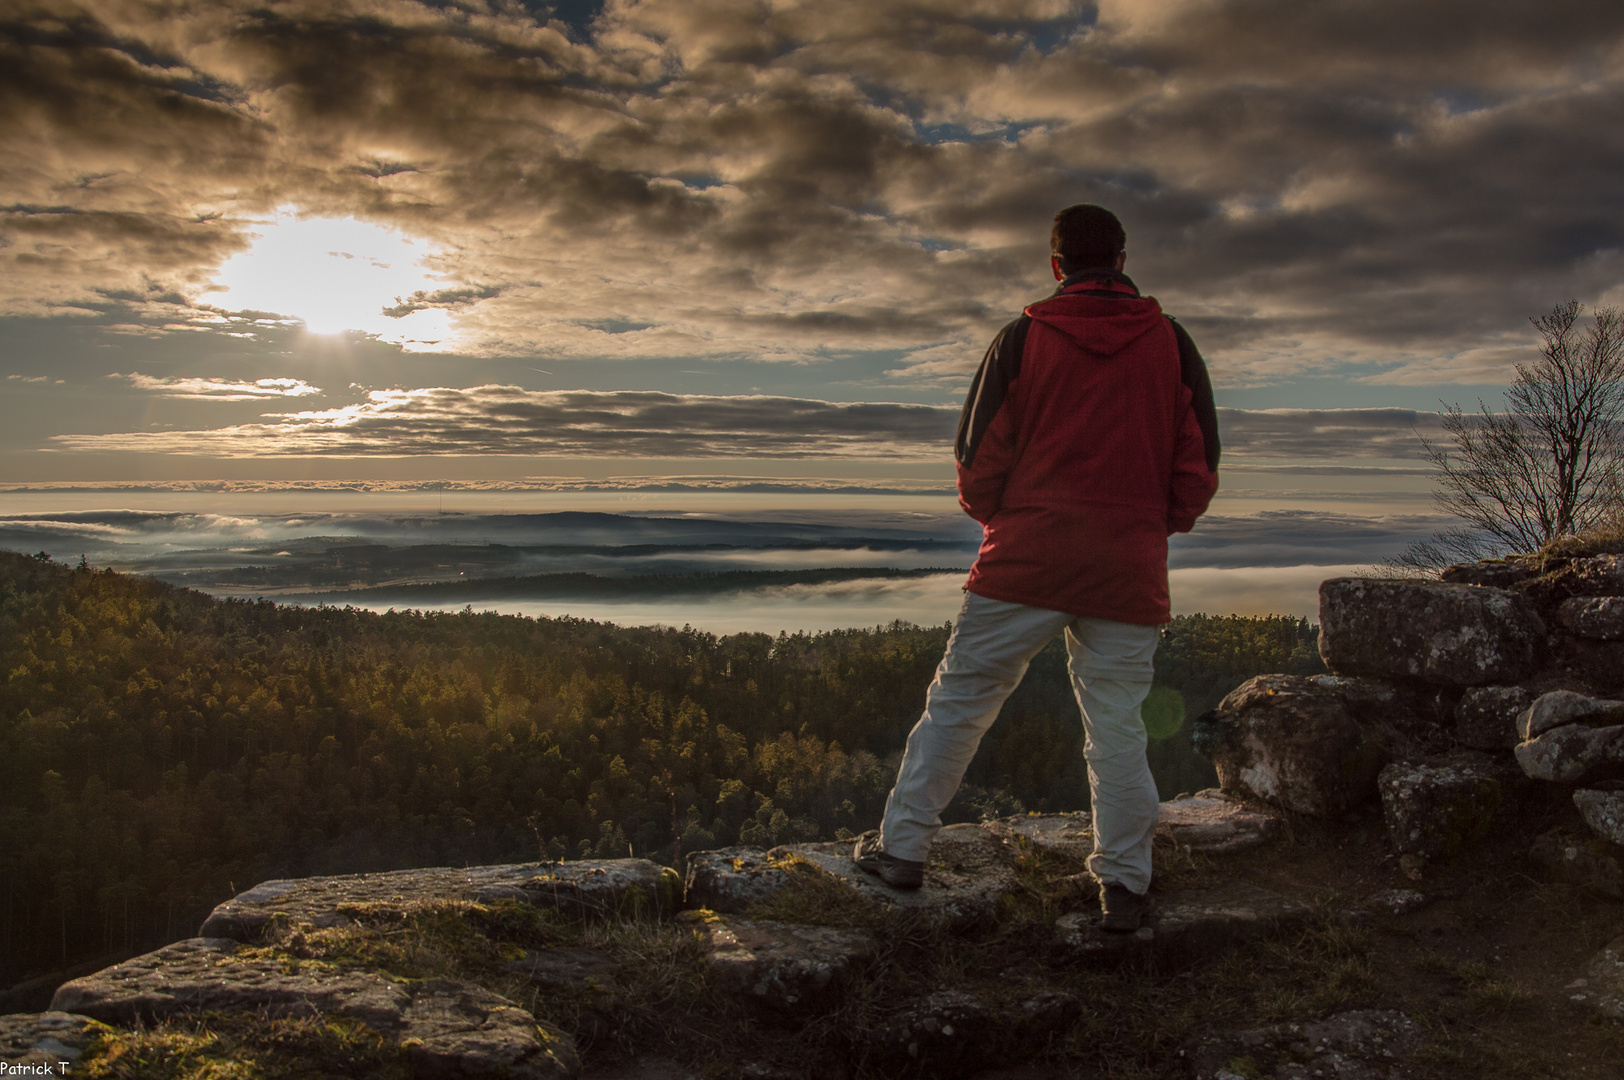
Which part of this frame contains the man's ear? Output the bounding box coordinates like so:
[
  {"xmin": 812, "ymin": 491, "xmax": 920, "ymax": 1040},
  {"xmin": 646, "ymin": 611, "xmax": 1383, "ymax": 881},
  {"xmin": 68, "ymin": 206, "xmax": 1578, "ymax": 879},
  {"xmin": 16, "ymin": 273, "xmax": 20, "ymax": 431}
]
[
  {"xmin": 1051, "ymin": 255, "xmax": 1064, "ymax": 281},
  {"xmin": 1114, "ymin": 250, "xmax": 1126, "ymax": 271}
]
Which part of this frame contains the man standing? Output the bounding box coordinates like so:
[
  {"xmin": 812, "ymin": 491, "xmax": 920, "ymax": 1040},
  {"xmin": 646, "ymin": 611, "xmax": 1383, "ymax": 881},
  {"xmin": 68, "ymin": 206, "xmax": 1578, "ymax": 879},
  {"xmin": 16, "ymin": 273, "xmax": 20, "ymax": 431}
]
[{"xmin": 854, "ymin": 204, "xmax": 1220, "ymax": 932}]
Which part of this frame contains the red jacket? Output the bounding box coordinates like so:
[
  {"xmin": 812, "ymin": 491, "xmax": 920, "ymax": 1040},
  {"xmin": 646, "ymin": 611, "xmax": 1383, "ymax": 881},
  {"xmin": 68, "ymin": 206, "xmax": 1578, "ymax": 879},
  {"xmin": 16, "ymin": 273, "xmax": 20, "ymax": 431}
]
[{"xmin": 955, "ymin": 273, "xmax": 1219, "ymax": 625}]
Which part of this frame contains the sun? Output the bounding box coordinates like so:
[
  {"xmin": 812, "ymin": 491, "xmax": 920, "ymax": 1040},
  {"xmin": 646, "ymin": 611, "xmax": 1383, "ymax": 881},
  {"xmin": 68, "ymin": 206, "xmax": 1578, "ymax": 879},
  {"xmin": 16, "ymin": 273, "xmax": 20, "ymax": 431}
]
[{"xmin": 211, "ymin": 212, "xmax": 454, "ymax": 348}]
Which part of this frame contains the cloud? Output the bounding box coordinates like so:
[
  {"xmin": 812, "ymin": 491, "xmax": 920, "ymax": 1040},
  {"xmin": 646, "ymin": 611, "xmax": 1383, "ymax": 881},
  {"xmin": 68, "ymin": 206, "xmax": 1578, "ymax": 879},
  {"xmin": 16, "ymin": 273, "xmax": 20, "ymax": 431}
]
[
  {"xmin": 1168, "ymin": 511, "xmax": 1448, "ymax": 569},
  {"xmin": 1218, "ymin": 407, "xmax": 1440, "ymax": 461},
  {"xmin": 52, "ymin": 385, "xmax": 960, "ymax": 458},
  {"xmin": 3, "ymin": 0, "xmax": 1620, "ymax": 388},
  {"xmin": 115, "ymin": 373, "xmax": 323, "ymax": 400},
  {"xmin": 51, "ymin": 385, "xmax": 1454, "ymax": 466}
]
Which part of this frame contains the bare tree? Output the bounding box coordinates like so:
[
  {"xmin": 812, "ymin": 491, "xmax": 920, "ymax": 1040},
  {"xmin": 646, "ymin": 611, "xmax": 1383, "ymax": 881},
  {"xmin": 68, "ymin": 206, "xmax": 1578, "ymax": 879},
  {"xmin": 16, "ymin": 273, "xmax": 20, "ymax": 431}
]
[{"xmin": 1392, "ymin": 301, "xmax": 1624, "ymax": 571}]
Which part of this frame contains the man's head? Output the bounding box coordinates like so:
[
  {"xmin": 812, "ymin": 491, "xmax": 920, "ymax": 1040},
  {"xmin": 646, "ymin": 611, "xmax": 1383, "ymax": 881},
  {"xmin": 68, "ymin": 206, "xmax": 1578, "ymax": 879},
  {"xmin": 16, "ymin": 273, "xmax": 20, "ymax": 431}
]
[{"xmin": 1050, "ymin": 204, "xmax": 1126, "ymax": 279}]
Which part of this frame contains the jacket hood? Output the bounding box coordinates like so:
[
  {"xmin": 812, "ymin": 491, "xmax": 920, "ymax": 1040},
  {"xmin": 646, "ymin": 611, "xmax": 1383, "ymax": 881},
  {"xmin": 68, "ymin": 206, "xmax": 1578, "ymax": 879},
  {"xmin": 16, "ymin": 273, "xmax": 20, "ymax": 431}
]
[{"xmin": 1023, "ymin": 289, "xmax": 1167, "ymax": 359}]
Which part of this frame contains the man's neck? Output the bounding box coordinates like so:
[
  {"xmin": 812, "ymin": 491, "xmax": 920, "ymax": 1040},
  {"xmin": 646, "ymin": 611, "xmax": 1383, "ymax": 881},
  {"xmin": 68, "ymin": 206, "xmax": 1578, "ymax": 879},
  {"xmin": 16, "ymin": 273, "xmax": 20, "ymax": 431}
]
[{"xmin": 1056, "ymin": 268, "xmax": 1139, "ymax": 295}]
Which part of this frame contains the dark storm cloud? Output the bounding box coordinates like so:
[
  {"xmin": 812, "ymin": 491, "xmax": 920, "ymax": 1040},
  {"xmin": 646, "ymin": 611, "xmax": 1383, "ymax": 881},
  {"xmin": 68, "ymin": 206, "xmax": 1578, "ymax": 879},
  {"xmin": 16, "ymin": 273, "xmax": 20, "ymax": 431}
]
[{"xmin": 5, "ymin": 0, "xmax": 1624, "ymax": 385}]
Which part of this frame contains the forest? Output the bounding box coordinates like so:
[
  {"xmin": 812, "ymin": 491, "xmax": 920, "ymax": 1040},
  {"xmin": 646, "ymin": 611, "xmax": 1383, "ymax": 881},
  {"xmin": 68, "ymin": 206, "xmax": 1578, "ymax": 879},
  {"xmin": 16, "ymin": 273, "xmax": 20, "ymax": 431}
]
[{"xmin": 0, "ymin": 549, "xmax": 1323, "ymax": 989}]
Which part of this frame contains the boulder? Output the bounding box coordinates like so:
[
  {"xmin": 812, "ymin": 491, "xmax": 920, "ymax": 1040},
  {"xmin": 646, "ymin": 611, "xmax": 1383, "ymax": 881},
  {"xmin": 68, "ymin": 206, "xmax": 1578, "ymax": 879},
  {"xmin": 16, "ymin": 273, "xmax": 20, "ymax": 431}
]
[
  {"xmin": 692, "ymin": 915, "xmax": 875, "ymax": 1016},
  {"xmin": 1186, "ymin": 1009, "xmax": 1425, "ymax": 1079},
  {"xmin": 1312, "ymin": 674, "xmax": 1454, "ymax": 737},
  {"xmin": 1440, "ymin": 557, "xmax": 1540, "ymax": 589},
  {"xmin": 1574, "ymin": 789, "xmax": 1624, "ymax": 846},
  {"xmin": 1516, "ymin": 690, "xmax": 1624, "ymax": 739},
  {"xmin": 200, "ymin": 860, "xmax": 679, "ymax": 941},
  {"xmin": 683, "ymin": 848, "xmax": 790, "ymax": 914},
  {"xmin": 49, "ymin": 938, "xmax": 580, "ymax": 1079},
  {"xmin": 1567, "ymin": 935, "xmax": 1624, "ymax": 1020},
  {"xmin": 1455, "ymin": 685, "xmax": 1535, "ymax": 749},
  {"xmin": 1529, "ymin": 830, "xmax": 1624, "ymax": 899},
  {"xmin": 1193, "ymin": 675, "xmax": 1383, "ymax": 815},
  {"xmin": 775, "ymin": 824, "xmax": 1017, "ymax": 929},
  {"xmin": 1155, "ymin": 790, "xmax": 1282, "ymax": 854},
  {"xmin": 1054, "ymin": 881, "xmax": 1312, "ymax": 969},
  {"xmin": 1569, "ymin": 554, "xmax": 1624, "ymax": 595},
  {"xmin": 1558, "ymin": 596, "xmax": 1624, "ymax": 640},
  {"xmin": 1317, "ymin": 578, "xmax": 1544, "ymax": 686},
  {"xmin": 1514, "ymin": 723, "xmax": 1624, "ymax": 785},
  {"xmin": 1377, "ymin": 755, "xmax": 1518, "ymax": 860},
  {"xmin": 0, "ymin": 1011, "xmax": 111, "ymax": 1069},
  {"xmin": 866, "ymin": 990, "xmax": 998, "ymax": 1080}
]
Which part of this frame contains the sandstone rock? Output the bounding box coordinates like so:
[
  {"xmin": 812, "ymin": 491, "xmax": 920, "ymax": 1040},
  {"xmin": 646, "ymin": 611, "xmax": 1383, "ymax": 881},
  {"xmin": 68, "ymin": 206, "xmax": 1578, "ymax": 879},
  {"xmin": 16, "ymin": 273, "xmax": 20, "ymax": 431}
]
[
  {"xmin": 1012, "ymin": 990, "xmax": 1082, "ymax": 1045},
  {"xmin": 1318, "ymin": 578, "xmax": 1545, "ymax": 686},
  {"xmin": 501, "ymin": 946, "xmax": 618, "ymax": 993},
  {"xmin": 983, "ymin": 811, "xmax": 1093, "ymax": 860},
  {"xmin": 1514, "ymin": 723, "xmax": 1624, "ymax": 785},
  {"xmin": 49, "ymin": 938, "xmax": 580, "ymax": 1079},
  {"xmin": 402, "ymin": 979, "xmax": 581, "ymax": 1080},
  {"xmin": 471, "ymin": 860, "xmax": 680, "ymax": 920},
  {"xmin": 1194, "ymin": 675, "xmax": 1383, "ymax": 815},
  {"xmin": 1567, "ymin": 935, "xmax": 1624, "ymax": 1020},
  {"xmin": 1455, "ymin": 685, "xmax": 1535, "ymax": 749},
  {"xmin": 200, "ymin": 860, "xmax": 679, "ymax": 941},
  {"xmin": 0, "ymin": 1011, "xmax": 111, "ymax": 1069},
  {"xmin": 575, "ymin": 1056, "xmax": 699, "ymax": 1079},
  {"xmin": 867, "ymin": 990, "xmax": 997, "ymax": 1080},
  {"xmin": 1529, "ymin": 830, "xmax": 1624, "ymax": 899},
  {"xmin": 1574, "ymin": 788, "xmax": 1624, "ymax": 846},
  {"xmin": 1377, "ymin": 755, "xmax": 1514, "ymax": 859},
  {"xmin": 1186, "ymin": 1009, "xmax": 1425, "ymax": 1080},
  {"xmin": 1559, "ymin": 596, "xmax": 1624, "ymax": 639},
  {"xmin": 1440, "ymin": 557, "xmax": 1540, "ymax": 589},
  {"xmin": 1156, "ymin": 790, "xmax": 1282, "ymax": 853},
  {"xmin": 52, "ymin": 937, "xmax": 410, "ymax": 1027},
  {"xmin": 694, "ymin": 915, "xmax": 875, "ymax": 1015},
  {"xmin": 1569, "ymin": 554, "xmax": 1624, "ymax": 595},
  {"xmin": 1367, "ymin": 888, "xmax": 1431, "ymax": 916},
  {"xmin": 775, "ymin": 823, "xmax": 1017, "ymax": 929},
  {"xmin": 985, "ymin": 796, "xmax": 1280, "ymax": 864},
  {"xmin": 1562, "ymin": 638, "xmax": 1624, "ymax": 694},
  {"xmin": 1312, "ymin": 674, "xmax": 1454, "ymax": 737},
  {"xmin": 1516, "ymin": 690, "xmax": 1624, "ymax": 739},
  {"xmin": 683, "ymin": 848, "xmax": 790, "ymax": 914},
  {"xmin": 1054, "ymin": 881, "xmax": 1312, "ymax": 969}
]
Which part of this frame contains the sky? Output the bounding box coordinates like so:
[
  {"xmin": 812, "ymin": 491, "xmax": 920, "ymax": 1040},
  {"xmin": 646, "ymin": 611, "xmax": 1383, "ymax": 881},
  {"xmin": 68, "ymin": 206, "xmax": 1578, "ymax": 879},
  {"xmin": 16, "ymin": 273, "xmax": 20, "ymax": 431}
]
[{"xmin": 3, "ymin": 0, "xmax": 1623, "ymax": 621}]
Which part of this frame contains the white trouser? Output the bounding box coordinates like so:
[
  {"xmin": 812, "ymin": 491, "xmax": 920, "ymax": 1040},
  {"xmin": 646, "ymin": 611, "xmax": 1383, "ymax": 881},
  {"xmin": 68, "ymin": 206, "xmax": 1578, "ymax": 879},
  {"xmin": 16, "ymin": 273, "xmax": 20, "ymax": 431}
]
[{"xmin": 879, "ymin": 592, "xmax": 1162, "ymax": 894}]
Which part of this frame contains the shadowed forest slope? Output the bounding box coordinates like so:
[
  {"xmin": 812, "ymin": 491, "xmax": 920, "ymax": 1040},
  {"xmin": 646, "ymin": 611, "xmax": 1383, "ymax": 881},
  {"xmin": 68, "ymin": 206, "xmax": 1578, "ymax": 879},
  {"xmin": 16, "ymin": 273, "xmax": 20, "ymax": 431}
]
[{"xmin": 0, "ymin": 550, "xmax": 1322, "ymax": 984}]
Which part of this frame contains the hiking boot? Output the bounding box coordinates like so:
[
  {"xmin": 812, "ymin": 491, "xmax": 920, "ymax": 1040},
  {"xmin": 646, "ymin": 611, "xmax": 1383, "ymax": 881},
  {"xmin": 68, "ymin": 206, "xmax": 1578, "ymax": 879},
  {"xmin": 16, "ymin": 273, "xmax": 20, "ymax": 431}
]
[
  {"xmin": 852, "ymin": 830, "xmax": 925, "ymax": 890},
  {"xmin": 1099, "ymin": 882, "xmax": 1151, "ymax": 933}
]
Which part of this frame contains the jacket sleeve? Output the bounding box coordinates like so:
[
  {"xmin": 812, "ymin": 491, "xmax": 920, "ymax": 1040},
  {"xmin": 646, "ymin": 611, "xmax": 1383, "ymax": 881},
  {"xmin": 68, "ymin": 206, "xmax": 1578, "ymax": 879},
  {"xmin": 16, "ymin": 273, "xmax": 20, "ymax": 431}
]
[
  {"xmin": 1167, "ymin": 319, "xmax": 1220, "ymax": 534},
  {"xmin": 955, "ymin": 316, "xmax": 1028, "ymax": 524}
]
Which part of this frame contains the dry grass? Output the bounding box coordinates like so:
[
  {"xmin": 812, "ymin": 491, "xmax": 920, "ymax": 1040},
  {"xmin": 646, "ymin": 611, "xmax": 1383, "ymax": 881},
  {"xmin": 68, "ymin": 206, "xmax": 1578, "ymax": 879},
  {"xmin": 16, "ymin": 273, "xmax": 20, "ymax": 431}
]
[{"xmin": 79, "ymin": 1015, "xmax": 408, "ymax": 1080}]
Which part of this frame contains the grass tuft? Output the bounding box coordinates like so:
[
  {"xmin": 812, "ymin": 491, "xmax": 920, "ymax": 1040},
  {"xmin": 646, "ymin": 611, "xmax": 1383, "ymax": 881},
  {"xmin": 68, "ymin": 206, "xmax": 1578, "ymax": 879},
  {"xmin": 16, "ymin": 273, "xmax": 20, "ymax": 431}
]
[{"xmin": 78, "ymin": 1015, "xmax": 407, "ymax": 1080}]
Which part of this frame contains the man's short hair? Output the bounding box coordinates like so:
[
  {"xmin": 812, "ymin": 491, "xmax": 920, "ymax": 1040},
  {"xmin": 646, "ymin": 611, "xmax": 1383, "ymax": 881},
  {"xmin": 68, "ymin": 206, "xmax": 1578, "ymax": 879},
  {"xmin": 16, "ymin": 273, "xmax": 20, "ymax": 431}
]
[{"xmin": 1050, "ymin": 204, "xmax": 1125, "ymax": 273}]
